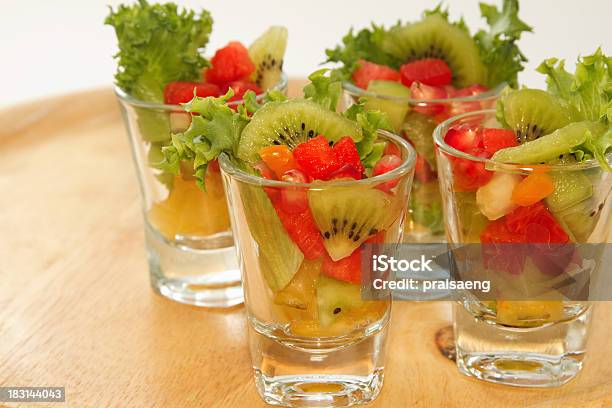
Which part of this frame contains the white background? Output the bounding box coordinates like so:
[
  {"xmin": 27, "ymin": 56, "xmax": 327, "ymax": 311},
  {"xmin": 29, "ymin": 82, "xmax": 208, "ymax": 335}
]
[{"xmin": 0, "ymin": 0, "xmax": 610, "ymax": 108}]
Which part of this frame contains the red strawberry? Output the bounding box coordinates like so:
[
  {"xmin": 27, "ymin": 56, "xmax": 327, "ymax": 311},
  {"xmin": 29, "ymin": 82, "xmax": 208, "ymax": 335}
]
[
  {"xmin": 322, "ymin": 249, "xmax": 362, "ymax": 284},
  {"xmin": 384, "ymin": 141, "xmax": 401, "ymax": 157},
  {"xmin": 253, "ymin": 161, "xmax": 280, "ymax": 203},
  {"xmin": 226, "ymin": 80, "xmax": 263, "ymax": 102},
  {"xmin": 332, "ymin": 137, "xmax": 365, "ymax": 173},
  {"xmin": 400, "ymin": 58, "xmax": 452, "ymax": 87},
  {"xmin": 279, "ymin": 169, "xmax": 310, "ymax": 214},
  {"xmin": 372, "ymin": 154, "xmax": 402, "ymax": 191},
  {"xmin": 410, "ymin": 82, "xmax": 448, "ymax": 116},
  {"xmin": 276, "ymin": 207, "xmax": 326, "ymax": 260},
  {"xmin": 293, "ymin": 135, "xmax": 341, "ymax": 180},
  {"xmin": 444, "ymin": 124, "xmax": 483, "ymax": 152},
  {"xmin": 205, "ymin": 41, "xmax": 255, "ymax": 85},
  {"xmin": 450, "ymin": 147, "xmax": 493, "ymax": 191},
  {"xmin": 352, "ymin": 60, "xmax": 400, "ymax": 89},
  {"xmin": 481, "ymin": 128, "xmax": 518, "ymax": 155},
  {"xmin": 327, "ymin": 164, "xmax": 362, "ymax": 180},
  {"xmin": 163, "ymin": 82, "xmax": 221, "ymax": 104}
]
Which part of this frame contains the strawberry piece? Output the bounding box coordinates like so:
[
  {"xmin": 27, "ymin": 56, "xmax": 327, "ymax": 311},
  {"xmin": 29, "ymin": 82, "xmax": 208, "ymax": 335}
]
[
  {"xmin": 383, "ymin": 141, "xmax": 401, "ymax": 157},
  {"xmin": 205, "ymin": 41, "xmax": 255, "ymax": 85},
  {"xmin": 208, "ymin": 159, "xmax": 220, "ymax": 173},
  {"xmin": 328, "ymin": 164, "xmax": 362, "ymax": 180},
  {"xmin": 332, "ymin": 137, "xmax": 365, "ymax": 173},
  {"xmin": 373, "ymin": 154, "xmax": 402, "ymax": 191},
  {"xmin": 400, "ymin": 58, "xmax": 452, "ymax": 87},
  {"xmin": 163, "ymin": 82, "xmax": 221, "ymax": 104},
  {"xmin": 322, "ymin": 249, "xmax": 362, "ymax": 284},
  {"xmin": 481, "ymin": 128, "xmax": 519, "ymax": 155},
  {"xmin": 410, "ymin": 82, "xmax": 448, "ymax": 116},
  {"xmin": 279, "ymin": 169, "xmax": 310, "ymax": 214},
  {"xmin": 444, "ymin": 124, "xmax": 483, "ymax": 152},
  {"xmin": 352, "ymin": 60, "xmax": 400, "ymax": 89},
  {"xmin": 226, "ymin": 80, "xmax": 263, "ymax": 102},
  {"xmin": 293, "ymin": 135, "xmax": 341, "ymax": 180},
  {"xmin": 451, "ymin": 148, "xmax": 493, "ymax": 191},
  {"xmin": 276, "ymin": 207, "xmax": 326, "ymax": 260}
]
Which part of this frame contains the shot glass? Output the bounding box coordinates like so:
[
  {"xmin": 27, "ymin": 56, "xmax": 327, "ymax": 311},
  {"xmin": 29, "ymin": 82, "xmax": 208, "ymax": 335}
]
[
  {"xmin": 434, "ymin": 109, "xmax": 611, "ymax": 387},
  {"xmin": 220, "ymin": 130, "xmax": 415, "ymax": 406},
  {"xmin": 115, "ymin": 74, "xmax": 288, "ymax": 307},
  {"xmin": 343, "ymin": 82, "xmax": 502, "ymax": 243}
]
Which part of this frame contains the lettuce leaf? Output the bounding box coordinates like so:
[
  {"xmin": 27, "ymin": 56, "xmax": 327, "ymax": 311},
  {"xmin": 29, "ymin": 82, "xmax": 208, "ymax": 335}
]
[
  {"xmin": 474, "ymin": 0, "xmax": 532, "ymax": 88},
  {"xmin": 303, "ymin": 69, "xmax": 343, "ymax": 111},
  {"xmin": 157, "ymin": 90, "xmax": 249, "ymax": 189},
  {"xmin": 324, "ymin": 24, "xmax": 402, "ymax": 78},
  {"xmin": 106, "ymin": 0, "xmax": 213, "ymax": 102},
  {"xmin": 537, "ymin": 48, "xmax": 612, "ymax": 122}
]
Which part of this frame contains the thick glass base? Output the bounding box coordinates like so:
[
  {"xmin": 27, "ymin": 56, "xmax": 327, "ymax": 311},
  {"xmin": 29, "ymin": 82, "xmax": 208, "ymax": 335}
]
[
  {"xmin": 454, "ymin": 303, "xmax": 591, "ymax": 387},
  {"xmin": 146, "ymin": 222, "xmax": 243, "ymax": 308},
  {"xmin": 248, "ymin": 318, "xmax": 388, "ymax": 407}
]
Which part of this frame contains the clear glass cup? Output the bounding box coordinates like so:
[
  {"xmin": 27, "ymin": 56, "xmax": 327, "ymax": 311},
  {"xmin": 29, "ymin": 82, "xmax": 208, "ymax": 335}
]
[
  {"xmin": 343, "ymin": 82, "xmax": 503, "ymax": 243},
  {"xmin": 220, "ymin": 130, "xmax": 415, "ymax": 406},
  {"xmin": 115, "ymin": 74, "xmax": 288, "ymax": 307},
  {"xmin": 434, "ymin": 109, "xmax": 611, "ymax": 387}
]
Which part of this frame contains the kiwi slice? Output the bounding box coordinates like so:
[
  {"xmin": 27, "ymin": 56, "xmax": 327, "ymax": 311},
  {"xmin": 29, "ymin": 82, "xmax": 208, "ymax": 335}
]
[
  {"xmin": 492, "ymin": 121, "xmax": 603, "ymax": 164},
  {"xmin": 554, "ymin": 197, "xmax": 606, "ymax": 242},
  {"xmin": 365, "ymin": 80, "xmax": 411, "ymax": 132},
  {"xmin": 238, "ymin": 182, "xmax": 304, "ymax": 292},
  {"xmin": 402, "ymin": 111, "xmax": 437, "ymax": 169},
  {"xmin": 237, "ymin": 99, "xmax": 362, "ymax": 163},
  {"xmin": 546, "ymin": 171, "xmax": 593, "ymax": 213},
  {"xmin": 499, "ymin": 89, "xmax": 581, "ymax": 143},
  {"xmin": 381, "ymin": 14, "xmax": 485, "ymax": 87},
  {"xmin": 316, "ymin": 276, "xmax": 366, "ymax": 327},
  {"xmin": 308, "ymin": 186, "xmax": 398, "ymax": 261},
  {"xmin": 249, "ymin": 26, "xmax": 288, "ymax": 90}
]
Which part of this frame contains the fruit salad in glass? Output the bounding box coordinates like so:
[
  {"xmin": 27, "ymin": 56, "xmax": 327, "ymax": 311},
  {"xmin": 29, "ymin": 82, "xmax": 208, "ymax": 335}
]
[
  {"xmin": 107, "ymin": 0, "xmax": 288, "ymax": 306},
  {"xmin": 434, "ymin": 49, "xmax": 611, "ymax": 386},
  {"xmin": 161, "ymin": 71, "xmax": 415, "ymax": 405},
  {"xmin": 327, "ymin": 0, "xmax": 531, "ymax": 242}
]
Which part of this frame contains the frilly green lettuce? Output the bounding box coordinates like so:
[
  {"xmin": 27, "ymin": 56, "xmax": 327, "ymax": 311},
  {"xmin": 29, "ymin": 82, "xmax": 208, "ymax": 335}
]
[{"xmin": 106, "ymin": 0, "xmax": 213, "ymax": 102}]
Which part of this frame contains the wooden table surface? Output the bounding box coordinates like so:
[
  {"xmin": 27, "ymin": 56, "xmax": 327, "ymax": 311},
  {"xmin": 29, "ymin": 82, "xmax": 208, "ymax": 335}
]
[{"xmin": 1, "ymin": 81, "xmax": 611, "ymax": 408}]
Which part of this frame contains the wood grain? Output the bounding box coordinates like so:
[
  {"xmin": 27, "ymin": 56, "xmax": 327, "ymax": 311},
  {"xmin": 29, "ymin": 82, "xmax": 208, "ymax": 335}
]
[{"xmin": 0, "ymin": 81, "xmax": 611, "ymax": 408}]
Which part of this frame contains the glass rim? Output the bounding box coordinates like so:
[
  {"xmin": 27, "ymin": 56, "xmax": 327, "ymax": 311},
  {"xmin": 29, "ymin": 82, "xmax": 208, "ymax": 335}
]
[
  {"xmin": 113, "ymin": 72, "xmax": 289, "ymax": 110},
  {"xmin": 219, "ymin": 129, "xmax": 416, "ymax": 188},
  {"xmin": 433, "ymin": 109, "xmax": 610, "ymax": 171},
  {"xmin": 343, "ymin": 81, "xmax": 506, "ymax": 104}
]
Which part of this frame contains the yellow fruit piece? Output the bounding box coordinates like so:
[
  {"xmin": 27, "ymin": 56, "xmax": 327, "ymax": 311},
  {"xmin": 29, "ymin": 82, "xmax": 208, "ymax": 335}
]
[
  {"xmin": 288, "ymin": 302, "xmax": 387, "ymax": 338},
  {"xmin": 496, "ymin": 300, "xmax": 564, "ymax": 327},
  {"xmin": 274, "ymin": 259, "xmax": 321, "ymax": 321},
  {"xmin": 148, "ymin": 172, "xmax": 230, "ymax": 239}
]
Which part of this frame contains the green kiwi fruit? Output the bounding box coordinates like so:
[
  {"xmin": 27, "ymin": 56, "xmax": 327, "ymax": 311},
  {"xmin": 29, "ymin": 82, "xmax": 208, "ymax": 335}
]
[
  {"xmin": 381, "ymin": 14, "xmax": 485, "ymax": 87},
  {"xmin": 546, "ymin": 171, "xmax": 593, "ymax": 213},
  {"xmin": 249, "ymin": 26, "xmax": 288, "ymax": 90},
  {"xmin": 499, "ymin": 89, "xmax": 581, "ymax": 143},
  {"xmin": 316, "ymin": 275, "xmax": 366, "ymax": 327},
  {"xmin": 308, "ymin": 186, "xmax": 398, "ymax": 261},
  {"xmin": 402, "ymin": 111, "xmax": 437, "ymax": 169},
  {"xmin": 554, "ymin": 197, "xmax": 605, "ymax": 242},
  {"xmin": 365, "ymin": 80, "xmax": 411, "ymax": 132},
  {"xmin": 238, "ymin": 182, "xmax": 304, "ymax": 292},
  {"xmin": 492, "ymin": 122, "xmax": 603, "ymax": 164},
  {"xmin": 237, "ymin": 99, "xmax": 362, "ymax": 163}
]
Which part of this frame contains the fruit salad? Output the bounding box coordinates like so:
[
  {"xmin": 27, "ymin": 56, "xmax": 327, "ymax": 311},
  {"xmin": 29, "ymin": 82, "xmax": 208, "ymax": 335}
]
[
  {"xmin": 107, "ymin": 1, "xmax": 288, "ymax": 242},
  {"xmin": 435, "ymin": 49, "xmax": 611, "ymax": 327},
  {"xmin": 326, "ymin": 0, "xmax": 531, "ymax": 242},
  {"xmin": 160, "ymin": 71, "xmax": 415, "ymax": 337}
]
